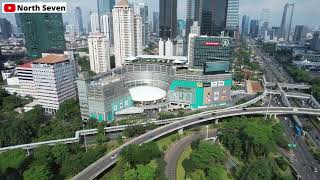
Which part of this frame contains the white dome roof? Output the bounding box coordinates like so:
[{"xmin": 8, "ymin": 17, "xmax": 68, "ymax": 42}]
[{"xmin": 129, "ymin": 86, "xmax": 166, "ymax": 102}]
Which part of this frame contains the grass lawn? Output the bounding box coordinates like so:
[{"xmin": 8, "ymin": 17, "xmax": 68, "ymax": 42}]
[{"xmin": 176, "ymin": 146, "xmax": 192, "ymax": 180}]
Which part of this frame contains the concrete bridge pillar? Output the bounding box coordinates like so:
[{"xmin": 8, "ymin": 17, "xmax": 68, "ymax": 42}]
[
  {"xmin": 215, "ymin": 119, "xmax": 219, "ymax": 125},
  {"xmin": 178, "ymin": 128, "xmax": 184, "ymax": 135}
]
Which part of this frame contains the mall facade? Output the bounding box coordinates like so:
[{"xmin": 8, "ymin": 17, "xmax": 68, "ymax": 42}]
[{"xmin": 77, "ymin": 64, "xmax": 232, "ymax": 122}]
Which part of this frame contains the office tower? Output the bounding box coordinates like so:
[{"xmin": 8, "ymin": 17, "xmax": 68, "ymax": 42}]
[
  {"xmin": 177, "ymin": 20, "xmax": 186, "ymax": 37},
  {"xmin": 225, "ymin": 0, "xmax": 239, "ymax": 33},
  {"xmin": 97, "ymin": 0, "xmax": 115, "ymax": 16},
  {"xmin": 270, "ymin": 27, "xmax": 280, "ymax": 39},
  {"xmin": 90, "ymin": 12, "xmax": 100, "ymax": 33},
  {"xmin": 159, "ymin": 0, "xmax": 177, "ymax": 39},
  {"xmin": 186, "ymin": 0, "xmax": 202, "ymax": 39},
  {"xmin": 134, "ymin": 3, "xmax": 149, "ymax": 46},
  {"xmin": 100, "ymin": 13, "xmax": 114, "ymax": 45},
  {"xmin": 33, "ymin": 55, "xmax": 76, "ymax": 114},
  {"xmin": 113, "ymin": 0, "xmax": 142, "ymax": 67},
  {"xmin": 88, "ymin": 33, "xmax": 110, "ymax": 73},
  {"xmin": 293, "ymin": 25, "xmax": 307, "ymax": 44},
  {"xmin": 21, "ymin": 14, "xmax": 65, "ymax": 58},
  {"xmin": 0, "ymin": 18, "xmax": 12, "ymax": 39},
  {"xmin": 261, "ymin": 8, "xmax": 271, "ymax": 22},
  {"xmin": 153, "ymin": 12, "xmax": 159, "ymax": 35},
  {"xmin": 15, "ymin": 14, "xmax": 22, "ymax": 36},
  {"xmin": 249, "ymin": 20, "xmax": 259, "ymax": 38},
  {"xmin": 280, "ymin": 3, "xmax": 294, "ymax": 41},
  {"xmin": 259, "ymin": 21, "xmax": 269, "ymax": 37},
  {"xmin": 201, "ymin": 0, "xmax": 228, "ymax": 36},
  {"xmin": 311, "ymin": 31, "xmax": 320, "ymax": 51},
  {"xmin": 75, "ymin": 7, "xmax": 84, "ymax": 36},
  {"xmin": 66, "ymin": 24, "xmax": 76, "ymax": 35},
  {"xmin": 241, "ymin": 15, "xmax": 250, "ymax": 37},
  {"xmin": 188, "ymin": 35, "xmax": 233, "ymax": 72}
]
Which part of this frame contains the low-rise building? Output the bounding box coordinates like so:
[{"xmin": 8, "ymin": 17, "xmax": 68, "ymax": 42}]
[{"xmin": 1, "ymin": 69, "xmax": 14, "ymax": 80}]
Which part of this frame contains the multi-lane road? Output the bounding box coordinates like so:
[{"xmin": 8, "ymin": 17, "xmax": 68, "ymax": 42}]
[{"xmin": 73, "ymin": 107, "xmax": 320, "ymax": 180}]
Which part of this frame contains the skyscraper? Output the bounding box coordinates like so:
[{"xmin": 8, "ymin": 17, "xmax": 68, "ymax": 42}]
[
  {"xmin": 293, "ymin": 25, "xmax": 305, "ymax": 44},
  {"xmin": 186, "ymin": 0, "xmax": 202, "ymax": 39},
  {"xmin": 90, "ymin": 12, "xmax": 100, "ymax": 33},
  {"xmin": 0, "ymin": 18, "xmax": 12, "ymax": 39},
  {"xmin": 279, "ymin": 3, "xmax": 294, "ymax": 41},
  {"xmin": 15, "ymin": 14, "xmax": 22, "ymax": 36},
  {"xmin": 159, "ymin": 0, "xmax": 177, "ymax": 39},
  {"xmin": 100, "ymin": 14, "xmax": 114, "ymax": 45},
  {"xmin": 201, "ymin": 0, "xmax": 228, "ymax": 36},
  {"xmin": 134, "ymin": 3, "xmax": 149, "ymax": 46},
  {"xmin": 20, "ymin": 14, "xmax": 65, "ymax": 58},
  {"xmin": 75, "ymin": 7, "xmax": 84, "ymax": 36},
  {"xmin": 241, "ymin": 15, "xmax": 250, "ymax": 37},
  {"xmin": 97, "ymin": 0, "xmax": 115, "ymax": 16},
  {"xmin": 113, "ymin": 0, "xmax": 142, "ymax": 67},
  {"xmin": 153, "ymin": 12, "xmax": 159, "ymax": 35},
  {"xmin": 88, "ymin": 33, "xmax": 110, "ymax": 73},
  {"xmin": 225, "ymin": 0, "xmax": 239, "ymax": 32},
  {"xmin": 249, "ymin": 20, "xmax": 259, "ymax": 38}
]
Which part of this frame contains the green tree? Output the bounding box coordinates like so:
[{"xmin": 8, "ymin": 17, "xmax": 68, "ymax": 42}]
[
  {"xmin": 237, "ymin": 157, "xmax": 278, "ymax": 180},
  {"xmin": 121, "ymin": 142, "xmax": 162, "ymax": 166},
  {"xmin": 124, "ymin": 169, "xmax": 137, "ymax": 180},
  {"xmin": 51, "ymin": 144, "xmax": 70, "ymax": 164},
  {"xmin": 190, "ymin": 141, "xmax": 225, "ymax": 169},
  {"xmin": 136, "ymin": 164, "xmax": 155, "ymax": 180},
  {"xmin": 55, "ymin": 99, "xmax": 81, "ymax": 122},
  {"xmin": 23, "ymin": 165, "xmax": 52, "ymax": 180},
  {"xmin": 189, "ymin": 169, "xmax": 207, "ymax": 180},
  {"xmin": 0, "ymin": 149, "xmax": 27, "ymax": 173},
  {"xmin": 33, "ymin": 146, "xmax": 54, "ymax": 166},
  {"xmin": 96, "ymin": 122, "xmax": 107, "ymax": 144},
  {"xmin": 207, "ymin": 165, "xmax": 229, "ymax": 180}
]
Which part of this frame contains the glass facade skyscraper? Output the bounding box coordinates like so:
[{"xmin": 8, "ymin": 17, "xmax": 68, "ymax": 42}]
[
  {"xmin": 97, "ymin": 0, "xmax": 115, "ymax": 16},
  {"xmin": 160, "ymin": 0, "xmax": 177, "ymax": 39},
  {"xmin": 225, "ymin": 0, "xmax": 239, "ymax": 31},
  {"xmin": 201, "ymin": 0, "xmax": 228, "ymax": 36},
  {"xmin": 21, "ymin": 13, "xmax": 65, "ymax": 58},
  {"xmin": 280, "ymin": 3, "xmax": 294, "ymax": 41}
]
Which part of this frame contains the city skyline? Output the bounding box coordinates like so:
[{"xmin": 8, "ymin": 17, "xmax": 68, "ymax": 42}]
[{"xmin": 1, "ymin": 0, "xmax": 320, "ymax": 29}]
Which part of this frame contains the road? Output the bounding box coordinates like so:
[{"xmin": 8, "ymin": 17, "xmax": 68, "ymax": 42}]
[
  {"xmin": 164, "ymin": 130, "xmax": 217, "ymax": 180},
  {"xmin": 251, "ymin": 40, "xmax": 320, "ymax": 179},
  {"xmin": 72, "ymin": 107, "xmax": 320, "ymax": 180}
]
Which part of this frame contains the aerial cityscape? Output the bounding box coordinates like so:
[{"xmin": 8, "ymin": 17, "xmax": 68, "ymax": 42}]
[{"xmin": 0, "ymin": 0, "xmax": 320, "ymax": 180}]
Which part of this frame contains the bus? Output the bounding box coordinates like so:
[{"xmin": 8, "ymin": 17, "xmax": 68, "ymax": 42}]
[{"xmin": 295, "ymin": 126, "xmax": 302, "ymax": 136}]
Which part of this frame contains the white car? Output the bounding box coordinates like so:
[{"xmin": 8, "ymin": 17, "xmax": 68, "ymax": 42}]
[{"xmin": 111, "ymin": 154, "xmax": 118, "ymax": 159}]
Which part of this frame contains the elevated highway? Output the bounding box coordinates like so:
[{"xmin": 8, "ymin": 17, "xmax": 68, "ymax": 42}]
[{"xmin": 73, "ymin": 107, "xmax": 320, "ymax": 180}]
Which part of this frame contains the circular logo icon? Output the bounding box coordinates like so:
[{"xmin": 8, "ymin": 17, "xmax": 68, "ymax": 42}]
[{"xmin": 222, "ymin": 39, "xmax": 230, "ymax": 47}]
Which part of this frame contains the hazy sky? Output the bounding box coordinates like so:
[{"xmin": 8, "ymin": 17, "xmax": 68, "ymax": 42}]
[{"xmin": 1, "ymin": 0, "xmax": 320, "ymax": 29}]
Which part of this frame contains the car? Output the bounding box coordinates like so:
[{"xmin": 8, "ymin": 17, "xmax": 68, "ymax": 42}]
[
  {"xmin": 199, "ymin": 117, "xmax": 204, "ymax": 120},
  {"xmin": 211, "ymin": 113, "xmax": 216, "ymax": 116},
  {"xmin": 111, "ymin": 154, "xmax": 118, "ymax": 160},
  {"xmin": 311, "ymin": 166, "xmax": 318, "ymax": 173},
  {"xmin": 242, "ymin": 107, "xmax": 247, "ymax": 111}
]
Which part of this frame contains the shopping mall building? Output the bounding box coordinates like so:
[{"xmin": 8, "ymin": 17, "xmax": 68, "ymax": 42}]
[{"xmin": 77, "ymin": 64, "xmax": 232, "ymax": 122}]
